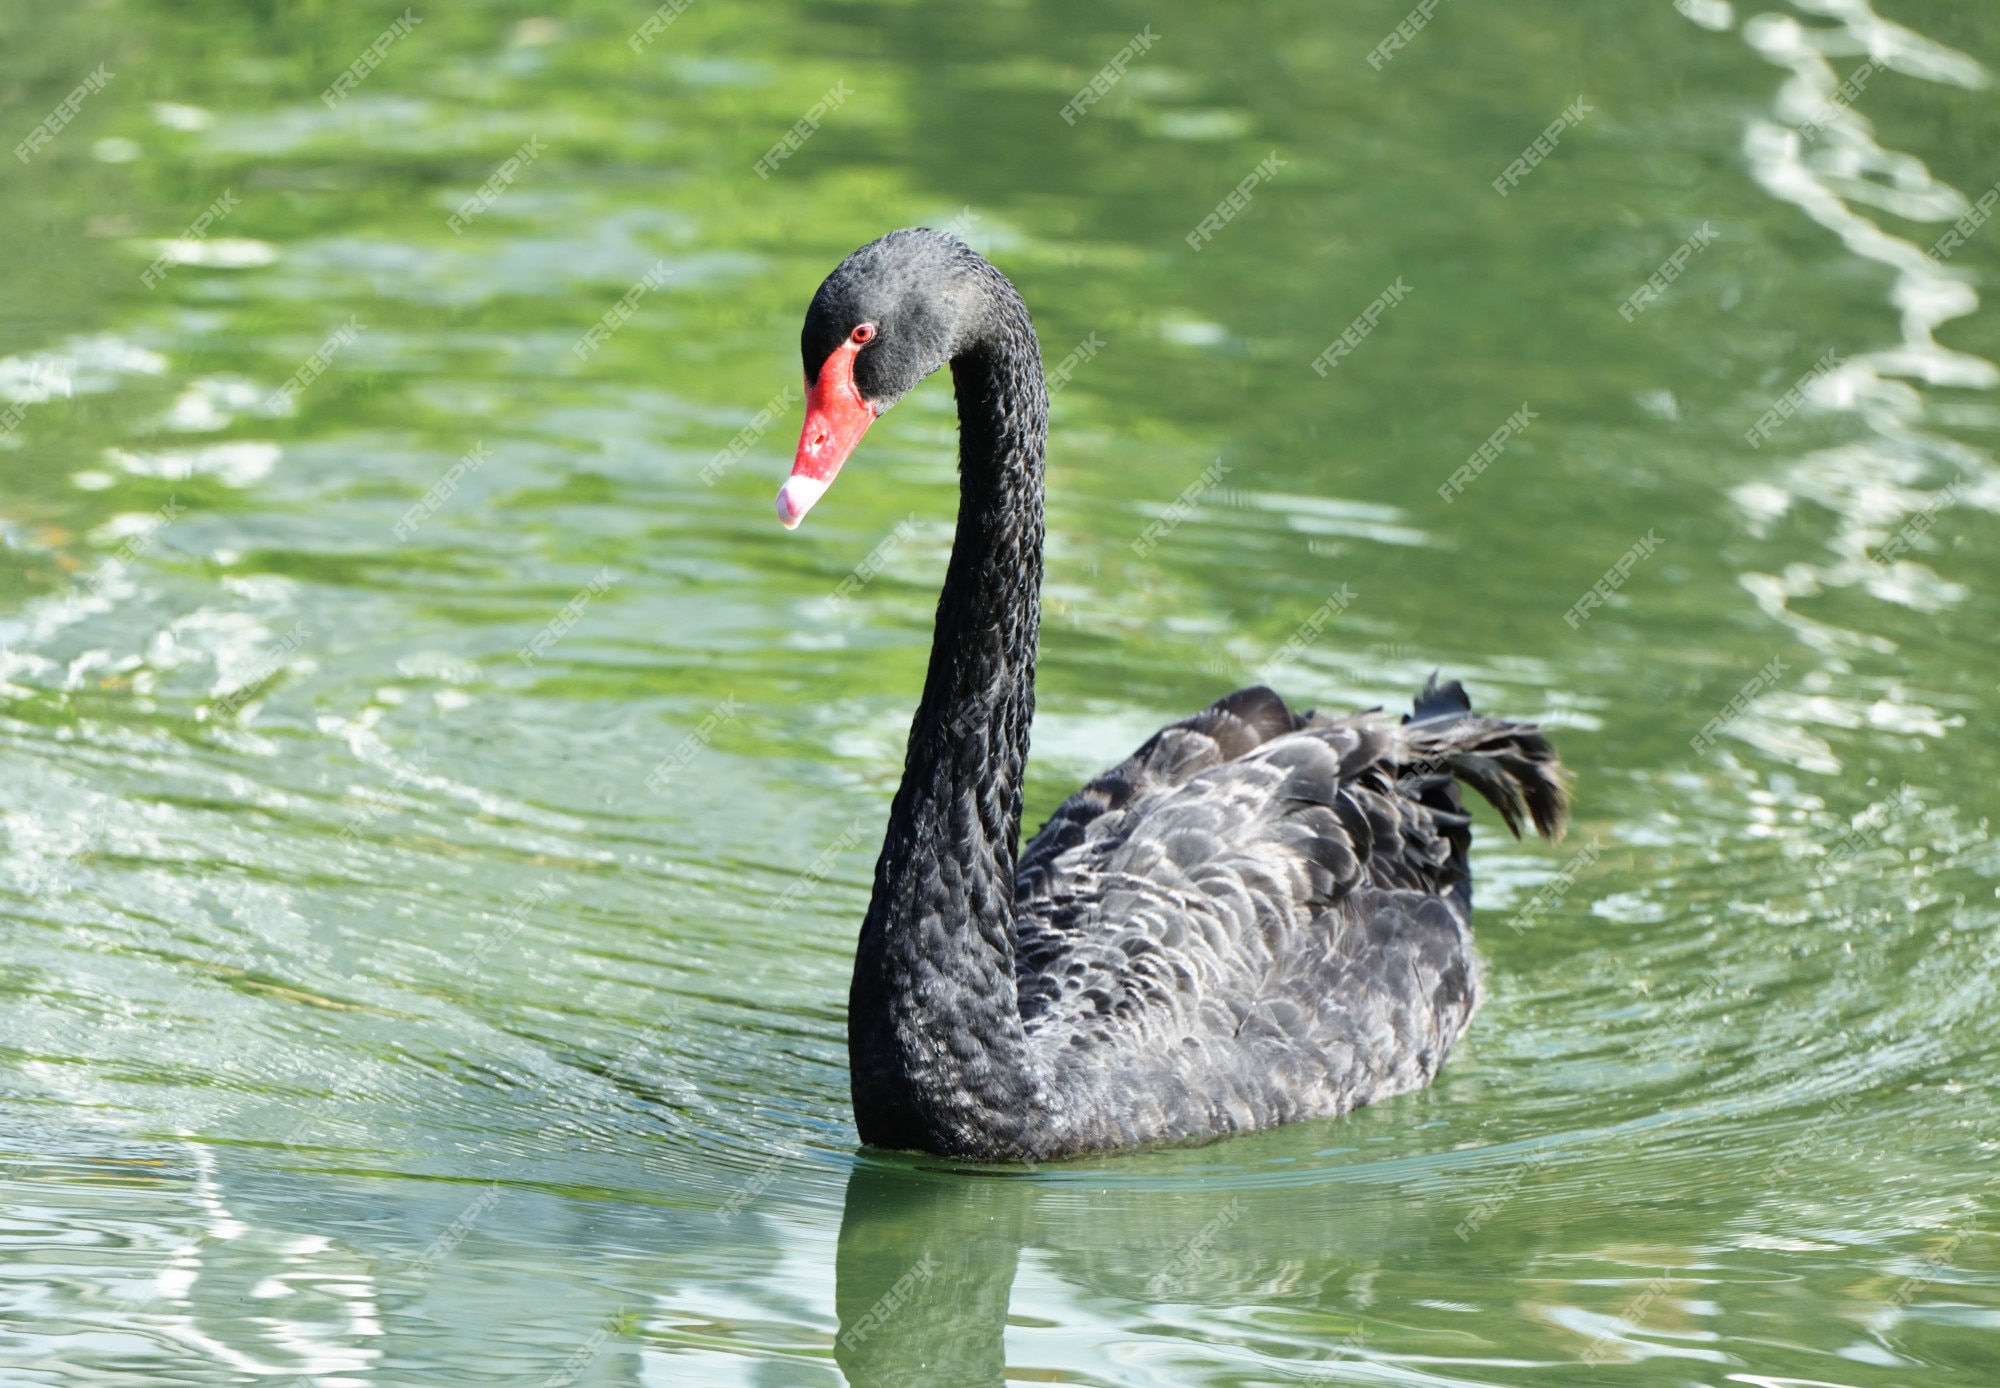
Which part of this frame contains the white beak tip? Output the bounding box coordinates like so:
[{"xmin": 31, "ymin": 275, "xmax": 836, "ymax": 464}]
[{"xmin": 775, "ymin": 475, "xmax": 828, "ymax": 529}]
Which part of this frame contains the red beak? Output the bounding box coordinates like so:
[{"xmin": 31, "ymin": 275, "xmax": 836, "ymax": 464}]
[{"xmin": 778, "ymin": 338, "xmax": 876, "ymax": 529}]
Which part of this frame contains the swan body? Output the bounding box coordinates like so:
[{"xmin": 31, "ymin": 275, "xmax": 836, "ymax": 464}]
[{"xmin": 778, "ymin": 229, "xmax": 1568, "ymax": 1160}]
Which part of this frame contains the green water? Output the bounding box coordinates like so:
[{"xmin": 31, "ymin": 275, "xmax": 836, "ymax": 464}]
[{"xmin": 3, "ymin": 0, "xmax": 1998, "ymax": 1382}]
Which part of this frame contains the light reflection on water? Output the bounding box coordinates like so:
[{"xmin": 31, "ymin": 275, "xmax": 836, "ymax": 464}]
[
  {"xmin": 2, "ymin": 0, "xmax": 1998, "ymax": 1383},
  {"xmin": 1732, "ymin": 1, "xmax": 1998, "ymax": 702}
]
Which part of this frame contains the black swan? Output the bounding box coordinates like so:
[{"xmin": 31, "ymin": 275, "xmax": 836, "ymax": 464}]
[{"xmin": 777, "ymin": 229, "xmax": 1568, "ymax": 1160}]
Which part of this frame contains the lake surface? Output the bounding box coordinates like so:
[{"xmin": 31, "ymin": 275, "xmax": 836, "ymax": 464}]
[{"xmin": 3, "ymin": 0, "xmax": 1998, "ymax": 1382}]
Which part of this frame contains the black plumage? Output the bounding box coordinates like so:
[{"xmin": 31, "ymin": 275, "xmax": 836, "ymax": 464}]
[{"xmin": 790, "ymin": 230, "xmax": 1570, "ymax": 1160}]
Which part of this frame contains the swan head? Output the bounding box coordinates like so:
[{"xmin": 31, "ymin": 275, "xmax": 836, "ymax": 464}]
[{"xmin": 779, "ymin": 228, "xmax": 989, "ymax": 528}]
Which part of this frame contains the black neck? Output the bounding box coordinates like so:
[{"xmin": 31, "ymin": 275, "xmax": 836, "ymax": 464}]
[{"xmin": 848, "ymin": 278, "xmax": 1049, "ymax": 1156}]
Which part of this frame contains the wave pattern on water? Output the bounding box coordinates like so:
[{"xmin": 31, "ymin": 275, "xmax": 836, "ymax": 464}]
[{"xmin": 1731, "ymin": 2, "xmax": 1998, "ymax": 677}]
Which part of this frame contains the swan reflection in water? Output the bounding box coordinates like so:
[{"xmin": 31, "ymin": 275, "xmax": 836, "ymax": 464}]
[
  {"xmin": 832, "ymin": 1154, "xmax": 1385, "ymax": 1387},
  {"xmin": 836, "ymin": 1161, "xmax": 1025, "ymax": 1386}
]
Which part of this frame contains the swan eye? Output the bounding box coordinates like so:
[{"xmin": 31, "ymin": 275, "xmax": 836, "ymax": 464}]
[{"xmin": 851, "ymin": 324, "xmax": 876, "ymax": 344}]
